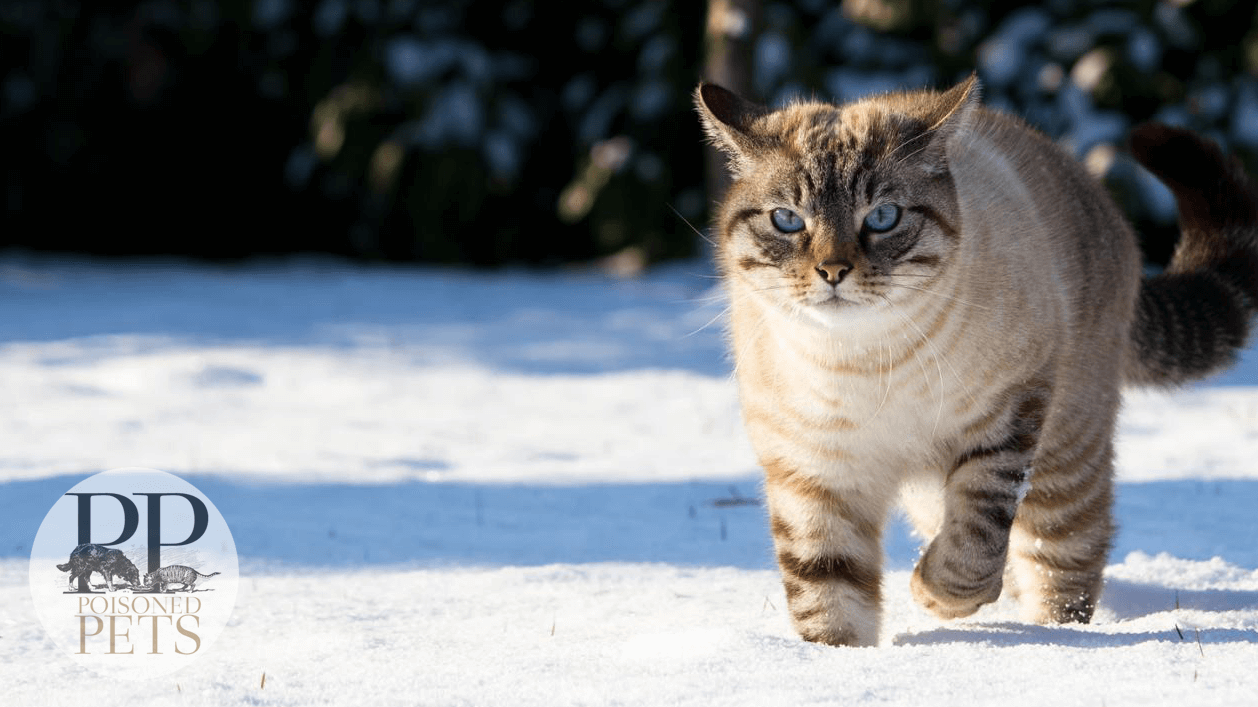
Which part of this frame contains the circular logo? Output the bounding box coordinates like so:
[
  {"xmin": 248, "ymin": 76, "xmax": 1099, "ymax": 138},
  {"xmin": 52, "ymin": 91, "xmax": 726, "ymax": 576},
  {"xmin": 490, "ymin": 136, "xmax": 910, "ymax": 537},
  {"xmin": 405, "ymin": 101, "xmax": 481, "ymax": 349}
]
[{"xmin": 28, "ymin": 467, "xmax": 239, "ymax": 678}]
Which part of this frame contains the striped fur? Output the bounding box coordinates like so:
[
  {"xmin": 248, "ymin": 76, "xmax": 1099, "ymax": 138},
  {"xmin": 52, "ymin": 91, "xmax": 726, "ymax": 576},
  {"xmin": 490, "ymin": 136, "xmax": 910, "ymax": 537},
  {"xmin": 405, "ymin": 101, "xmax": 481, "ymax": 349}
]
[{"xmin": 695, "ymin": 77, "xmax": 1258, "ymax": 646}]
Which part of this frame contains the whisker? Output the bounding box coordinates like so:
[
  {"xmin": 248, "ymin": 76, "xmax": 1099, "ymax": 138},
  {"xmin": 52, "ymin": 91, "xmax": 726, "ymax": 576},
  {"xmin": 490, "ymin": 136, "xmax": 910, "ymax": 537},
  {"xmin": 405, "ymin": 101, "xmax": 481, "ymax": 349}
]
[
  {"xmin": 886, "ymin": 130, "xmax": 934, "ymax": 165},
  {"xmin": 883, "ymin": 294, "xmax": 978, "ymax": 414},
  {"xmin": 668, "ymin": 203, "xmax": 717, "ymax": 249},
  {"xmin": 866, "ymin": 332, "xmax": 893, "ymax": 426},
  {"xmin": 892, "ymin": 132, "xmax": 938, "ymax": 167},
  {"xmin": 683, "ymin": 304, "xmax": 732, "ymax": 338},
  {"xmin": 884, "ymin": 297, "xmax": 947, "ymax": 436},
  {"xmin": 881, "ymin": 282, "xmax": 991, "ymax": 311},
  {"xmin": 881, "ymin": 295, "xmax": 945, "ymax": 436},
  {"xmin": 679, "ymin": 291, "xmax": 729, "ymax": 305},
  {"xmin": 746, "ymin": 284, "xmax": 799, "ymax": 295}
]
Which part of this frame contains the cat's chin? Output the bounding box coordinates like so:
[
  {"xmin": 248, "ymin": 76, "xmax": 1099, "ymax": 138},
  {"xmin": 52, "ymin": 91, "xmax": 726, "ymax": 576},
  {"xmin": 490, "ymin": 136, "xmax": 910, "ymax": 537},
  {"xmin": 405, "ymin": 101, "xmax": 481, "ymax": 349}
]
[{"xmin": 796, "ymin": 296, "xmax": 883, "ymax": 328}]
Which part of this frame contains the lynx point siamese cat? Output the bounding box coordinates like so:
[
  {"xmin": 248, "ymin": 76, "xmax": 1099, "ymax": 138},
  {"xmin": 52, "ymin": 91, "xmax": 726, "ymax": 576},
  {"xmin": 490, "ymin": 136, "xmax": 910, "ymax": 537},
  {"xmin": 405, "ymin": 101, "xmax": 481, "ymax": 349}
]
[{"xmin": 695, "ymin": 75, "xmax": 1258, "ymax": 646}]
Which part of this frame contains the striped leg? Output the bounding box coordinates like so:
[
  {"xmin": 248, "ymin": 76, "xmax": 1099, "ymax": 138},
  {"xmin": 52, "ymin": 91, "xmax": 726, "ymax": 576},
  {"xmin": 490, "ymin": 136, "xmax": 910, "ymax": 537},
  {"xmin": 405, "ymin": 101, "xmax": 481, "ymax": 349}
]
[
  {"xmin": 911, "ymin": 394, "xmax": 1044, "ymax": 619},
  {"xmin": 765, "ymin": 460, "xmax": 886, "ymax": 647},
  {"xmin": 1006, "ymin": 431, "xmax": 1115, "ymax": 624}
]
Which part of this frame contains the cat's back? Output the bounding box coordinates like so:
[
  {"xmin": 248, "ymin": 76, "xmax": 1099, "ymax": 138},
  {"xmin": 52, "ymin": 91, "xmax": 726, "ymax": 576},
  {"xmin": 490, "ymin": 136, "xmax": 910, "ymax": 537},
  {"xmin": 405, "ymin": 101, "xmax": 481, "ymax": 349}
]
[
  {"xmin": 947, "ymin": 107, "xmax": 1142, "ymax": 324},
  {"xmin": 957, "ymin": 108, "xmax": 1137, "ymax": 254}
]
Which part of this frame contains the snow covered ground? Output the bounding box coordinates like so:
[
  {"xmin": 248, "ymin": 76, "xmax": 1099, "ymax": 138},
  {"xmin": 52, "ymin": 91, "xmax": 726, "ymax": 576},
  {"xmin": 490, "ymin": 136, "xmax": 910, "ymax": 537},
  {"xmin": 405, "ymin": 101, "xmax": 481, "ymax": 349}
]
[{"xmin": 0, "ymin": 254, "xmax": 1256, "ymax": 706}]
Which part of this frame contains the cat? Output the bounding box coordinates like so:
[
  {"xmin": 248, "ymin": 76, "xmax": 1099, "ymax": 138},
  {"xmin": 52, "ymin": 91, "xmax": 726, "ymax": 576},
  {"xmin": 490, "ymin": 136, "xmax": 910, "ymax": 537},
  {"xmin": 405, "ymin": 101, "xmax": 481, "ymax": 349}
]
[
  {"xmin": 694, "ymin": 74, "xmax": 1258, "ymax": 646},
  {"xmin": 143, "ymin": 565, "xmax": 220, "ymax": 592}
]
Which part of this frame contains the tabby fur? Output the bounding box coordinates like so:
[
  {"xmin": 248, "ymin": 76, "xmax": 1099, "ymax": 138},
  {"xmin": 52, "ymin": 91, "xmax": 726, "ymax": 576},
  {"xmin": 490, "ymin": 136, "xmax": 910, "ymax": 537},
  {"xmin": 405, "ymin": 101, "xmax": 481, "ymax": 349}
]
[
  {"xmin": 695, "ymin": 75, "xmax": 1258, "ymax": 646},
  {"xmin": 144, "ymin": 565, "xmax": 219, "ymax": 592}
]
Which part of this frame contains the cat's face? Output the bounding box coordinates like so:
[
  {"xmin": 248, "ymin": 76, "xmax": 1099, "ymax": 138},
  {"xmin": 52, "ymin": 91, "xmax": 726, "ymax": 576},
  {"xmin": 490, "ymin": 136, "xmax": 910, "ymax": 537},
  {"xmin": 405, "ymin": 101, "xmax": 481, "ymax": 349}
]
[{"xmin": 696, "ymin": 79, "xmax": 977, "ymax": 326}]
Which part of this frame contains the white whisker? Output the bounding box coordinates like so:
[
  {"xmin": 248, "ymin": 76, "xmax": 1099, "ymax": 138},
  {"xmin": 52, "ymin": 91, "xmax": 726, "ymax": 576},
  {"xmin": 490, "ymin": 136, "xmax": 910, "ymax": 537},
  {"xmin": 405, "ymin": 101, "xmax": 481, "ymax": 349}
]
[
  {"xmin": 866, "ymin": 332, "xmax": 893, "ymax": 426},
  {"xmin": 881, "ymin": 295, "xmax": 947, "ymax": 437},
  {"xmin": 667, "ymin": 203, "xmax": 717, "ymax": 249},
  {"xmin": 884, "ymin": 282, "xmax": 991, "ymax": 312},
  {"xmin": 887, "ymin": 127, "xmax": 942, "ymax": 168},
  {"xmin": 682, "ymin": 304, "xmax": 732, "ymax": 339}
]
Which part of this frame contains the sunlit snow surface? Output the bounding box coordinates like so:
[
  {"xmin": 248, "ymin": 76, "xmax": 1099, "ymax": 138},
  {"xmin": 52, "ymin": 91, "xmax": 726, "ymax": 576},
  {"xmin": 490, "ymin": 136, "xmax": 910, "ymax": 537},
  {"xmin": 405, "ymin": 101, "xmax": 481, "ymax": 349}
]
[{"xmin": 1, "ymin": 256, "xmax": 1255, "ymax": 706}]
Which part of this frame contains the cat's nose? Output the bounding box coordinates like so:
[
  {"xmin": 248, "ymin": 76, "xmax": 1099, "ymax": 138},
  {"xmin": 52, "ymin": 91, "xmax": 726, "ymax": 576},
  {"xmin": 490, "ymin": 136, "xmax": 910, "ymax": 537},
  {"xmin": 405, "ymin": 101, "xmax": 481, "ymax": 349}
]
[{"xmin": 815, "ymin": 260, "xmax": 853, "ymax": 285}]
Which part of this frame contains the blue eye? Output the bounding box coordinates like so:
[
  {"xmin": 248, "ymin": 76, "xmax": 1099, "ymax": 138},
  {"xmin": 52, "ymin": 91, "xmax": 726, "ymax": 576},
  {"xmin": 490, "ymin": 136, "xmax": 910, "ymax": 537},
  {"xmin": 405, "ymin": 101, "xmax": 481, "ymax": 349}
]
[
  {"xmin": 770, "ymin": 208, "xmax": 805, "ymax": 233},
  {"xmin": 864, "ymin": 203, "xmax": 901, "ymax": 233}
]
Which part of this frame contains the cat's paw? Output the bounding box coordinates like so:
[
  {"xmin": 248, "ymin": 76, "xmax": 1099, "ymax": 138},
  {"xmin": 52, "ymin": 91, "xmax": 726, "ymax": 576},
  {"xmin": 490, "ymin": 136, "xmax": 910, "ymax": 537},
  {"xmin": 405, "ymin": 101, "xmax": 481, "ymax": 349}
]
[{"xmin": 910, "ymin": 551, "xmax": 1003, "ymax": 620}]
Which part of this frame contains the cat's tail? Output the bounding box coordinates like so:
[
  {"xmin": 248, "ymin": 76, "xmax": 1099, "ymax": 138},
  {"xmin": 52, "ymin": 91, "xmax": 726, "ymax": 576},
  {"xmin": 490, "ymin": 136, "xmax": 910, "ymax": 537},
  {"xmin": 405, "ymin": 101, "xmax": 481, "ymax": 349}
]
[{"xmin": 1124, "ymin": 124, "xmax": 1258, "ymax": 387}]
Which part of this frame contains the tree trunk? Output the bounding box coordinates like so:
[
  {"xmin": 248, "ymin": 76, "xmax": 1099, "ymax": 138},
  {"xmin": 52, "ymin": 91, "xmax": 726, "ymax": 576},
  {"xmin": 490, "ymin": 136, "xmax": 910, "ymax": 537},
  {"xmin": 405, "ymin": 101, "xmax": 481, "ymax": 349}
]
[{"xmin": 701, "ymin": 0, "xmax": 759, "ymax": 240}]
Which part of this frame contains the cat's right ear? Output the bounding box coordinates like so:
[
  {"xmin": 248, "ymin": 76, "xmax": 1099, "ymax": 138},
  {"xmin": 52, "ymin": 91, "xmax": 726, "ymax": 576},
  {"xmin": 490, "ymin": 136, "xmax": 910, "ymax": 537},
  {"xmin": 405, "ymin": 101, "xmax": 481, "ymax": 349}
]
[{"xmin": 695, "ymin": 83, "xmax": 771, "ymax": 177}]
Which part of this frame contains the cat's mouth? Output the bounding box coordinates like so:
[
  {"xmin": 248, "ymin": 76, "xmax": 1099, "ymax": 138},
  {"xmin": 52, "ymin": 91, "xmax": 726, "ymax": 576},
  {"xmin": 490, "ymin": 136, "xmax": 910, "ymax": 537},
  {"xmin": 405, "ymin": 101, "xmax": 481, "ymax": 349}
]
[
  {"xmin": 809, "ymin": 292, "xmax": 857, "ymax": 309},
  {"xmin": 805, "ymin": 286, "xmax": 884, "ymax": 313},
  {"xmin": 798, "ymin": 293, "xmax": 864, "ymax": 326}
]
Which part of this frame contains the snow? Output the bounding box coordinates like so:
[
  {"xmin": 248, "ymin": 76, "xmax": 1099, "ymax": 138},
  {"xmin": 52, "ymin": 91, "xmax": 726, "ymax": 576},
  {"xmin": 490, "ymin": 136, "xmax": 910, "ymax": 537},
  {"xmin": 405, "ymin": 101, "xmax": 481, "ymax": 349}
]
[{"xmin": 1, "ymin": 255, "xmax": 1257, "ymax": 705}]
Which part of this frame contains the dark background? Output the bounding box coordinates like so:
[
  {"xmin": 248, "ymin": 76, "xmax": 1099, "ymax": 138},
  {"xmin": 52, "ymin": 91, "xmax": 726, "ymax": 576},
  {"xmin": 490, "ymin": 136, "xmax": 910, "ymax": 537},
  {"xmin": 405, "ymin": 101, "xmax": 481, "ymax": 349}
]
[{"xmin": 3, "ymin": 0, "xmax": 1258, "ymax": 268}]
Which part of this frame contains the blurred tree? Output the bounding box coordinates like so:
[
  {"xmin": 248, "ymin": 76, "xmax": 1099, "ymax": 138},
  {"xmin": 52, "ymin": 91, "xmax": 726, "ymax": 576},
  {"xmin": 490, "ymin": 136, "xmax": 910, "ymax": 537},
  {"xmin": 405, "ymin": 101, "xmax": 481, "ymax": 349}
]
[
  {"xmin": 0, "ymin": 0, "xmax": 710, "ymax": 265},
  {"xmin": 1, "ymin": 0, "xmax": 1256, "ymax": 268},
  {"xmin": 712, "ymin": 0, "xmax": 1258, "ymax": 268},
  {"xmin": 702, "ymin": 0, "xmax": 759, "ymax": 214}
]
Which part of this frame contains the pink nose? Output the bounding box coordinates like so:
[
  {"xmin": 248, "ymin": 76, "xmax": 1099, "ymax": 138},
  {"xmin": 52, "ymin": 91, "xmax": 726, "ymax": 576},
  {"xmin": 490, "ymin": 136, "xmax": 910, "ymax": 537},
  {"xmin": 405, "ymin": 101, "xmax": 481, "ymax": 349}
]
[{"xmin": 815, "ymin": 260, "xmax": 853, "ymax": 285}]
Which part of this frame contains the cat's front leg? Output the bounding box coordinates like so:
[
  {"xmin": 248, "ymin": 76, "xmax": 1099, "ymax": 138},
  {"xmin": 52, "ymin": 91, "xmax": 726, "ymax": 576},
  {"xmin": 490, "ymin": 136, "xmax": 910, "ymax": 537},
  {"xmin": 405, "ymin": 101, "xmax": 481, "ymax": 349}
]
[
  {"xmin": 910, "ymin": 392, "xmax": 1045, "ymax": 619},
  {"xmin": 763, "ymin": 459, "xmax": 888, "ymax": 647}
]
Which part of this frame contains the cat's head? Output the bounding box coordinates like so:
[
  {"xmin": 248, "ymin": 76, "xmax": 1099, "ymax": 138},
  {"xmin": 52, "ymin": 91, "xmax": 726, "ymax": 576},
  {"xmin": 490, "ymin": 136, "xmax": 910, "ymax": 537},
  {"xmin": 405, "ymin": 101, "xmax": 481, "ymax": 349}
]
[{"xmin": 695, "ymin": 76, "xmax": 980, "ymax": 325}]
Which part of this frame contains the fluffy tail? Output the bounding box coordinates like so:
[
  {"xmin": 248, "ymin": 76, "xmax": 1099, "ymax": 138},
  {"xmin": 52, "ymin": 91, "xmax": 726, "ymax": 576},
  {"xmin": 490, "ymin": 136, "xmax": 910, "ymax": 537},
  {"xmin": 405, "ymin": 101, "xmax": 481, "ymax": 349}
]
[{"xmin": 1124, "ymin": 124, "xmax": 1258, "ymax": 387}]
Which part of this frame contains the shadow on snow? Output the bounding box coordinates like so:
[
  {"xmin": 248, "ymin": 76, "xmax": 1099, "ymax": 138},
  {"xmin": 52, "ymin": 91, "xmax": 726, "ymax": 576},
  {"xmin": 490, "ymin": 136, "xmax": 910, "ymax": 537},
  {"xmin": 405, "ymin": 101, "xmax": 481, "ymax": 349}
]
[
  {"xmin": 5, "ymin": 474, "xmax": 1256, "ymax": 572},
  {"xmin": 7, "ymin": 473, "xmax": 1256, "ymax": 642},
  {"xmin": 0, "ymin": 259, "xmax": 729, "ymax": 377},
  {"xmin": 893, "ymin": 615, "xmax": 1258, "ymax": 648}
]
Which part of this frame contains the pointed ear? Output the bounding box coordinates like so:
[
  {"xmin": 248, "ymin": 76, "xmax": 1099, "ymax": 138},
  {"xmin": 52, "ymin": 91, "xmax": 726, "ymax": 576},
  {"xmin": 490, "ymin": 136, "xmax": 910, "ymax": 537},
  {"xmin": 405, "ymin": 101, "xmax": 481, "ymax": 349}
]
[
  {"xmin": 926, "ymin": 73, "xmax": 981, "ymax": 139},
  {"xmin": 694, "ymin": 83, "xmax": 771, "ymax": 177},
  {"xmin": 909, "ymin": 74, "xmax": 980, "ymax": 173}
]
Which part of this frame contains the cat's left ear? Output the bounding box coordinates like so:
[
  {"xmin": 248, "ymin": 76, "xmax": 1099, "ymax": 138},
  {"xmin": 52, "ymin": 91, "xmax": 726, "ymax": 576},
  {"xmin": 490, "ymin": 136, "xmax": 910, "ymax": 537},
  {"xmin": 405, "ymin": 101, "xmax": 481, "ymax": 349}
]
[
  {"xmin": 695, "ymin": 83, "xmax": 772, "ymax": 177},
  {"xmin": 927, "ymin": 73, "xmax": 981, "ymax": 135},
  {"xmin": 916, "ymin": 74, "xmax": 981, "ymax": 172}
]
